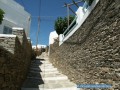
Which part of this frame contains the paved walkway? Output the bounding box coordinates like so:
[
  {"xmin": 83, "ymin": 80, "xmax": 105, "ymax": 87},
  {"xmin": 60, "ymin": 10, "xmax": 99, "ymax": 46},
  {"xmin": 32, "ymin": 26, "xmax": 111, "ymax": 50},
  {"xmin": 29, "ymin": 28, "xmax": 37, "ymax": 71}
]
[{"xmin": 21, "ymin": 53, "xmax": 79, "ymax": 90}]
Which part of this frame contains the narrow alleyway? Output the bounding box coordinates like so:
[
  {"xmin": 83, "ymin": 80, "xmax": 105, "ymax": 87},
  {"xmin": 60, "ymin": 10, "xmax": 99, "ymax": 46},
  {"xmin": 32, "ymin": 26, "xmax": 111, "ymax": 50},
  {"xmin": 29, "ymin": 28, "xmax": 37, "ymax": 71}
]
[{"xmin": 21, "ymin": 53, "xmax": 78, "ymax": 90}]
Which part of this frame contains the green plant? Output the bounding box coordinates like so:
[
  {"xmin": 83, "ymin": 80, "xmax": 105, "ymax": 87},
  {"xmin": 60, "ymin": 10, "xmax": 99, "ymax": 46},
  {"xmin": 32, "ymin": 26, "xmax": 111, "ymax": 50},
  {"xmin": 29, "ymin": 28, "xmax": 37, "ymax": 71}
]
[
  {"xmin": 0, "ymin": 9, "xmax": 5, "ymax": 24},
  {"xmin": 54, "ymin": 15, "xmax": 75, "ymax": 35}
]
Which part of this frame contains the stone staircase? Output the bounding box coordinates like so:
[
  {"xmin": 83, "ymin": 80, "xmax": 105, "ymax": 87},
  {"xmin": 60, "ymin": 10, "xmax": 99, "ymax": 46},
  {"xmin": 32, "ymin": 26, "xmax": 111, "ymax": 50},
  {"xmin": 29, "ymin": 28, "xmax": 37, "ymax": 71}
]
[{"xmin": 21, "ymin": 53, "xmax": 78, "ymax": 90}]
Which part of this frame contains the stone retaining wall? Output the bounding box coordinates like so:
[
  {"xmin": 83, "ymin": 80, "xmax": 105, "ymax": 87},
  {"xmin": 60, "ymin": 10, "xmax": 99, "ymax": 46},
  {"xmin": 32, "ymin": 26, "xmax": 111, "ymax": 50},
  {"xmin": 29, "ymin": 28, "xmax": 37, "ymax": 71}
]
[
  {"xmin": 0, "ymin": 29, "xmax": 32, "ymax": 90},
  {"xmin": 0, "ymin": 35, "xmax": 16, "ymax": 54},
  {"xmin": 50, "ymin": 0, "xmax": 120, "ymax": 89}
]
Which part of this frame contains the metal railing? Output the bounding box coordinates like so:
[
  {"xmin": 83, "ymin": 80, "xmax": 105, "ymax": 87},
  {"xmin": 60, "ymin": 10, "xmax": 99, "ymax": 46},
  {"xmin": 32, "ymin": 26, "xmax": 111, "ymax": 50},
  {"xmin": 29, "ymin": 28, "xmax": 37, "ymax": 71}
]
[
  {"xmin": 62, "ymin": 0, "xmax": 90, "ymax": 37},
  {"xmin": 62, "ymin": 0, "xmax": 96, "ymax": 39},
  {"xmin": 63, "ymin": 16, "xmax": 77, "ymax": 37}
]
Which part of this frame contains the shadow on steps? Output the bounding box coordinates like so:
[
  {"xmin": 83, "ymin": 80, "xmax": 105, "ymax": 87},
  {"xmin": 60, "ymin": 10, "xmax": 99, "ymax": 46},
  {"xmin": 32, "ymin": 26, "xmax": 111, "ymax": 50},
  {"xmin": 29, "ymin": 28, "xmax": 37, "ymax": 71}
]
[{"xmin": 21, "ymin": 59, "xmax": 45, "ymax": 90}]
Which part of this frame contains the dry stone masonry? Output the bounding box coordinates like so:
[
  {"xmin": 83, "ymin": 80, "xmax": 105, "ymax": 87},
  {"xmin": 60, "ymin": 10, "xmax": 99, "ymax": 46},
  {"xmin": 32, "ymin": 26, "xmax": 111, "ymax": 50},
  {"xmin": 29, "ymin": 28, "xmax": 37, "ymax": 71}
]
[
  {"xmin": 0, "ymin": 28, "xmax": 32, "ymax": 90},
  {"xmin": 50, "ymin": 0, "xmax": 120, "ymax": 90},
  {"xmin": 0, "ymin": 35, "xmax": 16, "ymax": 54}
]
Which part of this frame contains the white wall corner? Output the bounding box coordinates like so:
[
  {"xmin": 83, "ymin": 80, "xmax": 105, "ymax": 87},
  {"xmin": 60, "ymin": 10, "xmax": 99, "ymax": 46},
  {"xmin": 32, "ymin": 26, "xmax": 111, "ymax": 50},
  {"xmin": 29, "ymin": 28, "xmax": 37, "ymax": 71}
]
[
  {"xmin": 59, "ymin": 34, "xmax": 64, "ymax": 46},
  {"xmin": 12, "ymin": 27, "xmax": 24, "ymax": 30}
]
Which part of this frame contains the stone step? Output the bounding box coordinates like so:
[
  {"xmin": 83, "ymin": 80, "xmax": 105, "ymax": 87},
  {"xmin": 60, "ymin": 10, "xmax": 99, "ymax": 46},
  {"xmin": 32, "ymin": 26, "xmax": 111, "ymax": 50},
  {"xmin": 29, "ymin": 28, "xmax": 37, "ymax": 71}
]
[
  {"xmin": 22, "ymin": 86, "xmax": 77, "ymax": 90},
  {"xmin": 41, "ymin": 58, "xmax": 49, "ymax": 60},
  {"xmin": 42, "ymin": 63, "xmax": 52, "ymax": 65},
  {"xmin": 31, "ymin": 65, "xmax": 54, "ymax": 70},
  {"xmin": 40, "ymin": 70, "xmax": 60, "ymax": 74},
  {"xmin": 32, "ymin": 59, "xmax": 45, "ymax": 61},
  {"xmin": 21, "ymin": 78, "xmax": 77, "ymax": 90},
  {"xmin": 40, "ymin": 64, "xmax": 53, "ymax": 67},
  {"xmin": 28, "ymin": 72, "xmax": 42, "ymax": 78},
  {"xmin": 31, "ymin": 63, "xmax": 54, "ymax": 67},
  {"xmin": 27, "ymin": 73, "xmax": 71, "ymax": 83},
  {"xmin": 30, "ymin": 70, "xmax": 59, "ymax": 74},
  {"xmin": 30, "ymin": 67, "xmax": 57, "ymax": 72},
  {"xmin": 41, "ymin": 73, "xmax": 67, "ymax": 78},
  {"xmin": 30, "ymin": 67, "xmax": 42, "ymax": 72},
  {"xmin": 40, "ymin": 65, "xmax": 54, "ymax": 69},
  {"xmin": 27, "ymin": 76, "xmax": 68, "ymax": 81},
  {"xmin": 33, "ymin": 61, "xmax": 51, "ymax": 64},
  {"xmin": 22, "ymin": 85, "xmax": 77, "ymax": 90},
  {"xmin": 28, "ymin": 72, "xmax": 68, "ymax": 80},
  {"xmin": 31, "ymin": 61, "xmax": 43, "ymax": 64},
  {"xmin": 31, "ymin": 65, "xmax": 54, "ymax": 69},
  {"xmin": 28, "ymin": 74, "xmax": 68, "ymax": 80},
  {"xmin": 32, "ymin": 60, "xmax": 50, "ymax": 63},
  {"xmin": 28, "ymin": 72, "xmax": 62, "ymax": 77},
  {"xmin": 21, "ymin": 78, "xmax": 44, "ymax": 88},
  {"xmin": 41, "ymin": 68, "xmax": 57, "ymax": 72},
  {"xmin": 31, "ymin": 63, "xmax": 53, "ymax": 67},
  {"xmin": 31, "ymin": 63, "xmax": 43, "ymax": 66},
  {"xmin": 22, "ymin": 54, "xmax": 78, "ymax": 90},
  {"xmin": 44, "ymin": 79, "xmax": 71, "ymax": 84},
  {"xmin": 40, "ymin": 60, "xmax": 51, "ymax": 63},
  {"xmin": 22, "ymin": 87, "xmax": 78, "ymax": 90},
  {"xmin": 43, "ymin": 76, "xmax": 68, "ymax": 81}
]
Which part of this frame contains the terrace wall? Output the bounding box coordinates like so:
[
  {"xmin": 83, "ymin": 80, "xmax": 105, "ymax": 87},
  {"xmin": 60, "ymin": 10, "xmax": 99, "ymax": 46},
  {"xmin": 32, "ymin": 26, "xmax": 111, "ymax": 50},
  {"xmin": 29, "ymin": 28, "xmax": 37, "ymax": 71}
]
[
  {"xmin": 50, "ymin": 0, "xmax": 120, "ymax": 89},
  {"xmin": 0, "ymin": 29, "xmax": 32, "ymax": 90}
]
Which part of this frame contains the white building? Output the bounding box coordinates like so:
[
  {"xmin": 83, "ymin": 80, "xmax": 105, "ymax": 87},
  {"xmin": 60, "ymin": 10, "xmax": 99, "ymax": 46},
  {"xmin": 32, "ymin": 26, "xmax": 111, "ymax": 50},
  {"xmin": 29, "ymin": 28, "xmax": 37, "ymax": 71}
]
[
  {"xmin": 32, "ymin": 45, "xmax": 47, "ymax": 49},
  {"xmin": 0, "ymin": 0, "xmax": 31, "ymax": 37},
  {"xmin": 49, "ymin": 31, "xmax": 58, "ymax": 45},
  {"xmin": 48, "ymin": 31, "xmax": 58, "ymax": 55}
]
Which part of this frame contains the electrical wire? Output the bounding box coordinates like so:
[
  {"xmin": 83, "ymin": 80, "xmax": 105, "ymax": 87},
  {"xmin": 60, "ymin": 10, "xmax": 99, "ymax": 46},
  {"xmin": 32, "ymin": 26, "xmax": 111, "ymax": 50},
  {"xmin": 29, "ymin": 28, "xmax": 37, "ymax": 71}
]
[{"xmin": 36, "ymin": 0, "xmax": 42, "ymax": 48}]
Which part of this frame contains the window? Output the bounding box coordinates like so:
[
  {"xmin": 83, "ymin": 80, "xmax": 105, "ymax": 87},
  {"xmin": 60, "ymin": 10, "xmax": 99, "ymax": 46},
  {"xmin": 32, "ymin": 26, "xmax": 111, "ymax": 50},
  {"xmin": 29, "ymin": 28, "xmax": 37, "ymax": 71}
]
[{"xmin": 3, "ymin": 26, "xmax": 12, "ymax": 34}]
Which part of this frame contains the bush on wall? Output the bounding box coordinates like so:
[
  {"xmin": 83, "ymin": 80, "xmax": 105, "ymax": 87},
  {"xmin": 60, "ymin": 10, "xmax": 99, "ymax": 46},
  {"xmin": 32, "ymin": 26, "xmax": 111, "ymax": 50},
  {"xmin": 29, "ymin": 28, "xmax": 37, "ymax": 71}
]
[
  {"xmin": 0, "ymin": 9, "xmax": 5, "ymax": 24},
  {"xmin": 54, "ymin": 15, "xmax": 75, "ymax": 35}
]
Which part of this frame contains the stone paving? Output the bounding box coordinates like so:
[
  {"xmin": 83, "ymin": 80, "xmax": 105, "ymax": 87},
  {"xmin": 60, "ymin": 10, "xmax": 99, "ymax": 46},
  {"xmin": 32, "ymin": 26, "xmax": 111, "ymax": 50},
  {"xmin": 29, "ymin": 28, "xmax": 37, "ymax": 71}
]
[{"xmin": 21, "ymin": 53, "xmax": 79, "ymax": 90}]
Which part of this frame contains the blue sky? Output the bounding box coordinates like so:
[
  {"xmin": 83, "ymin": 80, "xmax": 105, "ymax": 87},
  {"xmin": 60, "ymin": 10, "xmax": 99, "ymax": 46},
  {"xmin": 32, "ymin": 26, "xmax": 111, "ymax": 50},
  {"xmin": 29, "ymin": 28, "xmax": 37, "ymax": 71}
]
[{"xmin": 15, "ymin": 0, "xmax": 83, "ymax": 46}]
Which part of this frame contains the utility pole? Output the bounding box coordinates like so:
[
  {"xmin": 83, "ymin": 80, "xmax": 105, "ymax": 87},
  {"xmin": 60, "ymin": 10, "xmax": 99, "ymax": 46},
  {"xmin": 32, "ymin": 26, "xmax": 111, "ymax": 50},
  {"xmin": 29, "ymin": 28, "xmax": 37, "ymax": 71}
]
[
  {"xmin": 36, "ymin": 0, "xmax": 41, "ymax": 51},
  {"xmin": 63, "ymin": 0, "xmax": 82, "ymax": 27},
  {"xmin": 67, "ymin": 4, "xmax": 70, "ymax": 27},
  {"xmin": 36, "ymin": 16, "xmax": 40, "ymax": 50},
  {"xmin": 63, "ymin": 0, "xmax": 83, "ymax": 7}
]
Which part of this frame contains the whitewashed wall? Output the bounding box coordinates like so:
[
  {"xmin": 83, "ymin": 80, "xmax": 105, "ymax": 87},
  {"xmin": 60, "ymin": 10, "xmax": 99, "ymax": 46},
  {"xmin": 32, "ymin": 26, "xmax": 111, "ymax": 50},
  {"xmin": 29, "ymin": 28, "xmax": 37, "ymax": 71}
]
[
  {"xmin": 49, "ymin": 31, "xmax": 58, "ymax": 45},
  {"xmin": 0, "ymin": 0, "xmax": 31, "ymax": 37},
  {"xmin": 48, "ymin": 31, "xmax": 58, "ymax": 56}
]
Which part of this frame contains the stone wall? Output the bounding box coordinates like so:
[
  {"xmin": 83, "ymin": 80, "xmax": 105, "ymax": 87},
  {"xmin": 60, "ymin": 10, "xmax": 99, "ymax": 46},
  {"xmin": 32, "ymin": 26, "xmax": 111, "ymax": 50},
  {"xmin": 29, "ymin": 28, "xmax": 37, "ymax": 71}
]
[
  {"xmin": 0, "ymin": 29, "xmax": 32, "ymax": 90},
  {"xmin": 0, "ymin": 35, "xmax": 16, "ymax": 54},
  {"xmin": 50, "ymin": 0, "xmax": 120, "ymax": 89}
]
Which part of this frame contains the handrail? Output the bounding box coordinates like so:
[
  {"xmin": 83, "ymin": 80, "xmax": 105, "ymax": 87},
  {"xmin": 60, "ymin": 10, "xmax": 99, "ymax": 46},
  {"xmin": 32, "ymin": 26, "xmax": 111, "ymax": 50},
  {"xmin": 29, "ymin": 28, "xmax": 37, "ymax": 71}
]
[
  {"xmin": 59, "ymin": 0, "xmax": 99, "ymax": 46},
  {"xmin": 62, "ymin": 0, "xmax": 95, "ymax": 37},
  {"xmin": 63, "ymin": 16, "xmax": 77, "ymax": 36}
]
